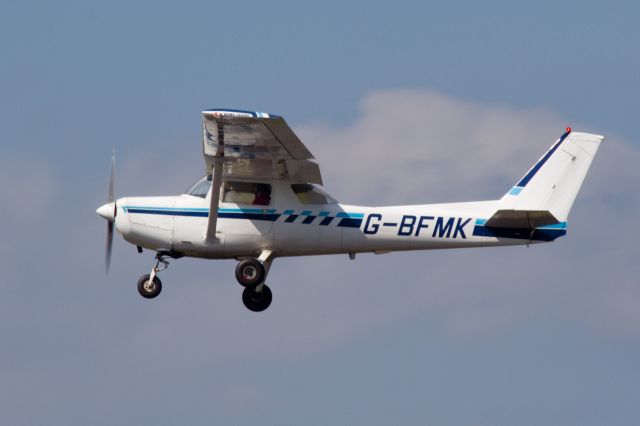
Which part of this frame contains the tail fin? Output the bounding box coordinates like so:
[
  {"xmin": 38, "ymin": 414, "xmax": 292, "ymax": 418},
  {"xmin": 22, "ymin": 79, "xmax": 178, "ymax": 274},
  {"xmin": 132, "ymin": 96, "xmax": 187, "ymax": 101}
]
[{"xmin": 500, "ymin": 128, "xmax": 604, "ymax": 222}]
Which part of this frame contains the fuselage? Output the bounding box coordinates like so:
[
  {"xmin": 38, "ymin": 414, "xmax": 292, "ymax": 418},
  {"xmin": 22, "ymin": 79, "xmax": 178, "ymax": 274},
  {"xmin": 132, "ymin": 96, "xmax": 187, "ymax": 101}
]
[{"xmin": 113, "ymin": 180, "xmax": 565, "ymax": 260}]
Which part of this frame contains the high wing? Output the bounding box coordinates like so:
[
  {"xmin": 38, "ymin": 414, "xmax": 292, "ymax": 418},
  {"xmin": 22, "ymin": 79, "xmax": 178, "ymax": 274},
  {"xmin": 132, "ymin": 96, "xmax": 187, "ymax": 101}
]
[
  {"xmin": 202, "ymin": 109, "xmax": 322, "ymax": 183},
  {"xmin": 202, "ymin": 109, "xmax": 323, "ymax": 241}
]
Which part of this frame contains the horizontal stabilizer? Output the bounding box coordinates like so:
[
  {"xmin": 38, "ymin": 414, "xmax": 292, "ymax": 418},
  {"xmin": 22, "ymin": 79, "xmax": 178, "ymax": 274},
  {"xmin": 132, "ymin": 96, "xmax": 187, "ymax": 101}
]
[{"xmin": 485, "ymin": 210, "xmax": 559, "ymax": 229}]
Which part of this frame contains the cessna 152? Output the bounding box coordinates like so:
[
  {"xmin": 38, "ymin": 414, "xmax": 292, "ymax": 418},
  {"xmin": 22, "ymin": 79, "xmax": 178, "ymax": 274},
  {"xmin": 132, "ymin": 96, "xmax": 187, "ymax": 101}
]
[{"xmin": 96, "ymin": 109, "xmax": 603, "ymax": 312}]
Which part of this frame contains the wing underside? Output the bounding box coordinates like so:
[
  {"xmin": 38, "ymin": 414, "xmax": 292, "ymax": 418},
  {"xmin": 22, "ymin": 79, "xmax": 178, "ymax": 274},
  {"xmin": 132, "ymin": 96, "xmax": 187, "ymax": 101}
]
[
  {"xmin": 202, "ymin": 110, "xmax": 322, "ymax": 184},
  {"xmin": 201, "ymin": 109, "xmax": 322, "ymax": 241}
]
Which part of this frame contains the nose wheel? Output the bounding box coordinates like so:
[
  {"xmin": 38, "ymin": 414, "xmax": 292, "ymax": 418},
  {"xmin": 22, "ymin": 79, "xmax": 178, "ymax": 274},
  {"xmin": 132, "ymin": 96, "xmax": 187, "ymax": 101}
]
[
  {"xmin": 137, "ymin": 274, "xmax": 162, "ymax": 298},
  {"xmin": 136, "ymin": 251, "xmax": 175, "ymax": 300}
]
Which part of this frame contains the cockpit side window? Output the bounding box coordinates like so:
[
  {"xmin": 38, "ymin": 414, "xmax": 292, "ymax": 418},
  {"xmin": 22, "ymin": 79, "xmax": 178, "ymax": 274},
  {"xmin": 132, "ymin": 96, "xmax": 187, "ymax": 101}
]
[
  {"xmin": 185, "ymin": 175, "xmax": 212, "ymax": 198},
  {"xmin": 291, "ymin": 184, "xmax": 337, "ymax": 204},
  {"xmin": 222, "ymin": 181, "xmax": 271, "ymax": 206}
]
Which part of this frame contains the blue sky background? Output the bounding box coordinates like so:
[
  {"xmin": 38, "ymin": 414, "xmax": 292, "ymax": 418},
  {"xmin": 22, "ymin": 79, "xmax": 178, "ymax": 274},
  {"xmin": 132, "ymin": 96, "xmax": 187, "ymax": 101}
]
[{"xmin": 1, "ymin": 1, "xmax": 639, "ymax": 425}]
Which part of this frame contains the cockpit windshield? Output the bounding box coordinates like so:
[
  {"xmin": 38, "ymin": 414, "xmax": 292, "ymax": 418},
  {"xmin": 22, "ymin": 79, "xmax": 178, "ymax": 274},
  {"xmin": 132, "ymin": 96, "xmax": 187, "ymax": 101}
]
[{"xmin": 185, "ymin": 175, "xmax": 212, "ymax": 198}]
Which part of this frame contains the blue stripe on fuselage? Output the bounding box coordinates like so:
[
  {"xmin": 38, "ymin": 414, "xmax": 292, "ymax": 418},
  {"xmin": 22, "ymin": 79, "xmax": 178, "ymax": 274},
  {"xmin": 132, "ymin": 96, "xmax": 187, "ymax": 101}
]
[{"xmin": 122, "ymin": 206, "xmax": 364, "ymax": 227}]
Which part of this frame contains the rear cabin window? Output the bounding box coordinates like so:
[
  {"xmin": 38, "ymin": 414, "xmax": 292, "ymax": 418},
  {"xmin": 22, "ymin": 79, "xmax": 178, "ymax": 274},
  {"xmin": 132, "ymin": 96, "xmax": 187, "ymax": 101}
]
[
  {"xmin": 291, "ymin": 184, "xmax": 336, "ymax": 204},
  {"xmin": 186, "ymin": 176, "xmax": 212, "ymax": 198},
  {"xmin": 223, "ymin": 181, "xmax": 271, "ymax": 206}
]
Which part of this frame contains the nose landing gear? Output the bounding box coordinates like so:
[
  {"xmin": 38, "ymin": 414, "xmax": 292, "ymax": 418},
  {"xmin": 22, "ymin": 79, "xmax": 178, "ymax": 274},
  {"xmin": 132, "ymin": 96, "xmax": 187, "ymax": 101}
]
[{"xmin": 136, "ymin": 251, "xmax": 176, "ymax": 299}]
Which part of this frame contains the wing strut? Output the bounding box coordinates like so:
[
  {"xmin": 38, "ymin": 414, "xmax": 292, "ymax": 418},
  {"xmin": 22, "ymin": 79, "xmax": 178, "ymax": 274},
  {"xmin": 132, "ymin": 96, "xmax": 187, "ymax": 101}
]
[{"xmin": 205, "ymin": 123, "xmax": 225, "ymax": 242}]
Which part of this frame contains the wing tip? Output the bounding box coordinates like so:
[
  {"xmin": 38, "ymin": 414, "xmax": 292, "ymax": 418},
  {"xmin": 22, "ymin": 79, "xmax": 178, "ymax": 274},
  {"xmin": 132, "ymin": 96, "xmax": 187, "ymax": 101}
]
[{"xmin": 202, "ymin": 108, "xmax": 278, "ymax": 119}]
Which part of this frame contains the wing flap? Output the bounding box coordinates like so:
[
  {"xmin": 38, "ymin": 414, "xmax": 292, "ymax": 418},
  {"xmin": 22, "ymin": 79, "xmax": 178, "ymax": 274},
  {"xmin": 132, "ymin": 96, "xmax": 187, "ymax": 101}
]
[{"xmin": 262, "ymin": 117, "xmax": 314, "ymax": 159}]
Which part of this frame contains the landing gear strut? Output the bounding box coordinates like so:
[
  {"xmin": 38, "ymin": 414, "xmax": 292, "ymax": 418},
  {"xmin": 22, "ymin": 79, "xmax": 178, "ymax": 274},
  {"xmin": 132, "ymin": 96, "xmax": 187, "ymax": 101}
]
[
  {"xmin": 236, "ymin": 250, "xmax": 274, "ymax": 312},
  {"xmin": 137, "ymin": 251, "xmax": 174, "ymax": 299}
]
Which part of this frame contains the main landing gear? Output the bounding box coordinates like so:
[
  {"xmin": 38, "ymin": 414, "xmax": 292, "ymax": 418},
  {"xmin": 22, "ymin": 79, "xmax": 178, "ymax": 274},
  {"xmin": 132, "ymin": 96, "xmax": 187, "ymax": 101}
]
[
  {"xmin": 136, "ymin": 249, "xmax": 274, "ymax": 312},
  {"xmin": 235, "ymin": 250, "xmax": 273, "ymax": 312}
]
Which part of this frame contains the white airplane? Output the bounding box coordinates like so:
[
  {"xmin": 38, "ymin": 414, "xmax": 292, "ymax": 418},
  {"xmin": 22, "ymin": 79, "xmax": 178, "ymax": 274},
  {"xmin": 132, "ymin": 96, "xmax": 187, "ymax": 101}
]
[{"xmin": 96, "ymin": 109, "xmax": 604, "ymax": 312}]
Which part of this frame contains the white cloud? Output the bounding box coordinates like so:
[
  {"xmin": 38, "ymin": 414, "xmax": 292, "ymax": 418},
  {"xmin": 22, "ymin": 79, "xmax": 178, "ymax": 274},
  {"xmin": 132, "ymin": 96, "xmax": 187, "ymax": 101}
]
[{"xmin": 300, "ymin": 89, "xmax": 565, "ymax": 205}]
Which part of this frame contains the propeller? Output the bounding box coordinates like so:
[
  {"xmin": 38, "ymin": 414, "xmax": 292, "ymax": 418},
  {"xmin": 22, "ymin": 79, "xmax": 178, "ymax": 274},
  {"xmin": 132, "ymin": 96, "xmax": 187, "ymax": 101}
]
[{"xmin": 105, "ymin": 151, "xmax": 116, "ymax": 274}]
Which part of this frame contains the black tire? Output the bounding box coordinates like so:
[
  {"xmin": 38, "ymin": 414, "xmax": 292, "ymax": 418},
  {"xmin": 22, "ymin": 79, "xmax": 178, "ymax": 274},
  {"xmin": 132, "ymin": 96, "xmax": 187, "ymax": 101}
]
[
  {"xmin": 242, "ymin": 285, "xmax": 272, "ymax": 312},
  {"xmin": 137, "ymin": 274, "xmax": 162, "ymax": 299},
  {"xmin": 235, "ymin": 258, "xmax": 265, "ymax": 288}
]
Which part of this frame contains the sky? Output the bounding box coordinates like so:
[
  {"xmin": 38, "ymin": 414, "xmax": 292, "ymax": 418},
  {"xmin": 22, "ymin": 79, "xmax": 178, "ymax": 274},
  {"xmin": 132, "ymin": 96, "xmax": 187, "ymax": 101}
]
[{"xmin": 1, "ymin": 1, "xmax": 639, "ymax": 425}]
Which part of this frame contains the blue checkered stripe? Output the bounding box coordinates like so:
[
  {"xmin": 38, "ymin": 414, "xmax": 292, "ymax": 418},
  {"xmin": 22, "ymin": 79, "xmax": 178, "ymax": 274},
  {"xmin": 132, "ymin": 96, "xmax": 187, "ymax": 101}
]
[
  {"xmin": 121, "ymin": 206, "xmax": 364, "ymax": 228},
  {"xmin": 278, "ymin": 210, "xmax": 363, "ymax": 227}
]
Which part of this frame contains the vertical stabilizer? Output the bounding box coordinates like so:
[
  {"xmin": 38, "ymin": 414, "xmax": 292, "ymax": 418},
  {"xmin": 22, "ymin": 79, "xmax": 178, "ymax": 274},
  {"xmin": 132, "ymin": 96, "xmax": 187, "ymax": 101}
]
[{"xmin": 500, "ymin": 129, "xmax": 604, "ymax": 222}]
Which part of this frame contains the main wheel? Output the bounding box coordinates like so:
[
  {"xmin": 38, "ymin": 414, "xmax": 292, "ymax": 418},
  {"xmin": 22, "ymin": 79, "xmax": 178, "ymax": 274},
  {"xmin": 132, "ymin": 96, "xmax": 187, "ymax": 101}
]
[
  {"xmin": 235, "ymin": 258, "xmax": 265, "ymax": 289},
  {"xmin": 242, "ymin": 285, "xmax": 272, "ymax": 312},
  {"xmin": 137, "ymin": 274, "xmax": 162, "ymax": 299}
]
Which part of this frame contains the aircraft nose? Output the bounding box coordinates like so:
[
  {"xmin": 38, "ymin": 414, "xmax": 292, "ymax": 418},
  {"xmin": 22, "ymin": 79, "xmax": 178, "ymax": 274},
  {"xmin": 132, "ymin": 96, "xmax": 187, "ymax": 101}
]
[{"xmin": 96, "ymin": 202, "xmax": 116, "ymax": 222}]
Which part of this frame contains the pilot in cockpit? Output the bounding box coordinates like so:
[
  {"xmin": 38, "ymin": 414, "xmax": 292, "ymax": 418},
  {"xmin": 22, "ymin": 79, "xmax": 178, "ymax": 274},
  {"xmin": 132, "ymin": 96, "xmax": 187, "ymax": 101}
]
[{"xmin": 252, "ymin": 183, "xmax": 271, "ymax": 206}]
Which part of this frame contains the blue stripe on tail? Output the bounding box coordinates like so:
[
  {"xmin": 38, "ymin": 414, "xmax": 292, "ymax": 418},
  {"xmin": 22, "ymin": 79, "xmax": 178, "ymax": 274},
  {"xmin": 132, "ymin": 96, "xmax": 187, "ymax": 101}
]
[{"xmin": 515, "ymin": 129, "xmax": 572, "ymax": 189}]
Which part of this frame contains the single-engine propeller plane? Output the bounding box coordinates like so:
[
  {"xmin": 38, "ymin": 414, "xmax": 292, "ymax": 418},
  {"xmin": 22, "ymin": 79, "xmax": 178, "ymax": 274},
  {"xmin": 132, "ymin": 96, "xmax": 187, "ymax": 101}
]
[{"xmin": 96, "ymin": 109, "xmax": 603, "ymax": 312}]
